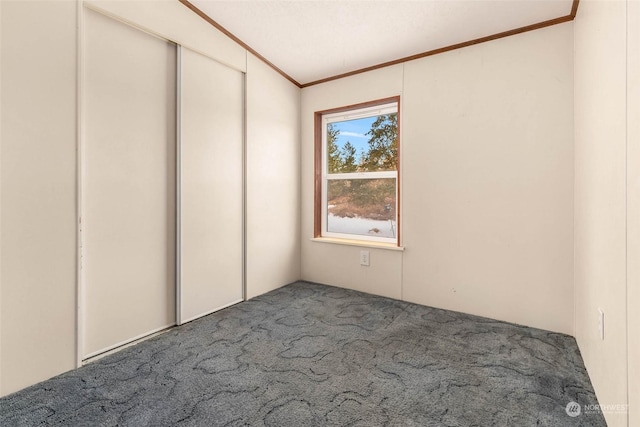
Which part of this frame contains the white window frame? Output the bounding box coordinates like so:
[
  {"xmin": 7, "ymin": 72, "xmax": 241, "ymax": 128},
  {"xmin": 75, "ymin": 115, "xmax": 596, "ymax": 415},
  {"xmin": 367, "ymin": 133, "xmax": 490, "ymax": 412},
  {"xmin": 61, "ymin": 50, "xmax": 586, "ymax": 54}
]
[{"xmin": 320, "ymin": 102, "xmax": 398, "ymax": 244}]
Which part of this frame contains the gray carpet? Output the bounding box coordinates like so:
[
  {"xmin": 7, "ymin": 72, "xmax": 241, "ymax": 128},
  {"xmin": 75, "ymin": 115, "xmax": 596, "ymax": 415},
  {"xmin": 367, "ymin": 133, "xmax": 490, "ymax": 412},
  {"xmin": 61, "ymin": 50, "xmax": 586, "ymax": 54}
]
[{"xmin": 1, "ymin": 281, "xmax": 606, "ymax": 426}]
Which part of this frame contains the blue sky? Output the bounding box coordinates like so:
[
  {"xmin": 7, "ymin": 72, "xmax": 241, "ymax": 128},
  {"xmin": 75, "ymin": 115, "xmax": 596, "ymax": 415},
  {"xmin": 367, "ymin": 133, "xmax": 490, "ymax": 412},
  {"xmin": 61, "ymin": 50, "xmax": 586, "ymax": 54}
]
[{"xmin": 332, "ymin": 116, "xmax": 375, "ymax": 158}]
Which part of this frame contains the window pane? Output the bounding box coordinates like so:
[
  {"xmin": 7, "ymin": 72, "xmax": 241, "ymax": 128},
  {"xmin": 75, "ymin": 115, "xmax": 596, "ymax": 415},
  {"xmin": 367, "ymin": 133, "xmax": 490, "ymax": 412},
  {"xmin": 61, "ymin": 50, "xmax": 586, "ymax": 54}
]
[
  {"xmin": 327, "ymin": 113, "xmax": 397, "ymax": 173},
  {"xmin": 327, "ymin": 178, "xmax": 396, "ymax": 238}
]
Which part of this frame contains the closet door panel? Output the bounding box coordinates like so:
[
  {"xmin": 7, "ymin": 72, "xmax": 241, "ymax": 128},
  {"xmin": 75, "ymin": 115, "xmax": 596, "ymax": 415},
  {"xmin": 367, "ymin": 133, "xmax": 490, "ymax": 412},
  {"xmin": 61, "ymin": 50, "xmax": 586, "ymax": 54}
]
[
  {"xmin": 83, "ymin": 9, "xmax": 176, "ymax": 358},
  {"xmin": 179, "ymin": 48, "xmax": 243, "ymax": 323}
]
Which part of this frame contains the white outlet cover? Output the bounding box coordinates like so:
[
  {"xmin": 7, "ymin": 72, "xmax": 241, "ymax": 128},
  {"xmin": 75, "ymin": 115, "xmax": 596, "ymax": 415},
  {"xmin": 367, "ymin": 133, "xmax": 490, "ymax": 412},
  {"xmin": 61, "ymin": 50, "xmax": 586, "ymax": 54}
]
[{"xmin": 360, "ymin": 250, "xmax": 370, "ymax": 266}]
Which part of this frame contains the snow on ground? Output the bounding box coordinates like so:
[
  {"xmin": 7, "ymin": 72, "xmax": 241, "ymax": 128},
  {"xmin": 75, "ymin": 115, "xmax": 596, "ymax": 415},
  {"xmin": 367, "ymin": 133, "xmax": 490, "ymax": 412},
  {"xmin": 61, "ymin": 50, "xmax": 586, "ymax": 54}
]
[{"xmin": 327, "ymin": 214, "xmax": 396, "ymax": 238}]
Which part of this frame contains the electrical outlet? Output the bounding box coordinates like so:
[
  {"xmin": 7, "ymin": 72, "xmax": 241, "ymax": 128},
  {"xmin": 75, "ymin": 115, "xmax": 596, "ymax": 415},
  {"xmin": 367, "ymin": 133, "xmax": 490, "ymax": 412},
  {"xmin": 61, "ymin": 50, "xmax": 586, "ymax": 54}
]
[
  {"xmin": 360, "ymin": 250, "xmax": 370, "ymax": 266},
  {"xmin": 598, "ymin": 308, "xmax": 605, "ymax": 340}
]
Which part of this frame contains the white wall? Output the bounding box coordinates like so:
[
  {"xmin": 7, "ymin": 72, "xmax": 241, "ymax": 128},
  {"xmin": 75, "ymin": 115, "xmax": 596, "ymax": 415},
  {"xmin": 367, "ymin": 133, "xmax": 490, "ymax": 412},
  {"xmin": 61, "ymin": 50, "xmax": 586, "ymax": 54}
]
[
  {"xmin": 627, "ymin": 2, "xmax": 640, "ymax": 425},
  {"xmin": 1, "ymin": 0, "xmax": 4, "ymax": 392},
  {"xmin": 246, "ymin": 53, "xmax": 301, "ymax": 299},
  {"xmin": 402, "ymin": 24, "xmax": 574, "ymax": 334},
  {"xmin": 0, "ymin": 0, "xmax": 301, "ymax": 397},
  {"xmin": 301, "ymin": 24, "xmax": 575, "ymax": 334},
  {"xmin": 0, "ymin": 0, "xmax": 78, "ymax": 396},
  {"xmin": 574, "ymin": 1, "xmax": 637, "ymax": 426}
]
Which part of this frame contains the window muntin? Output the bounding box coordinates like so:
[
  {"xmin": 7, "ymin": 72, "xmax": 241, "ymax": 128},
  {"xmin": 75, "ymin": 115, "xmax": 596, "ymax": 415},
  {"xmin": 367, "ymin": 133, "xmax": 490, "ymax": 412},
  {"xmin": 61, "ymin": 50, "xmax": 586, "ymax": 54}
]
[{"xmin": 319, "ymin": 101, "xmax": 399, "ymax": 244}]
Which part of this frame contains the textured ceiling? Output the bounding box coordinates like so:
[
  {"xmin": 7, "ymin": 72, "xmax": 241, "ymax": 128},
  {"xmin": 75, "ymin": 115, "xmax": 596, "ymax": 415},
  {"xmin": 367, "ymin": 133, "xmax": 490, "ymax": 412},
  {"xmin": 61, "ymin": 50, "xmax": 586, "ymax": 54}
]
[{"xmin": 188, "ymin": 0, "xmax": 574, "ymax": 86}]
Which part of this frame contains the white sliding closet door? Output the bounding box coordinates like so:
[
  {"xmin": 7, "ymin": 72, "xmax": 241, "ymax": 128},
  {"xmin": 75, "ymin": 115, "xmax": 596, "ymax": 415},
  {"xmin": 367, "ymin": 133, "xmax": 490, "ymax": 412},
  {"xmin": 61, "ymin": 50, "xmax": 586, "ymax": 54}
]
[
  {"xmin": 83, "ymin": 9, "xmax": 176, "ymax": 358},
  {"xmin": 179, "ymin": 48, "xmax": 243, "ymax": 323}
]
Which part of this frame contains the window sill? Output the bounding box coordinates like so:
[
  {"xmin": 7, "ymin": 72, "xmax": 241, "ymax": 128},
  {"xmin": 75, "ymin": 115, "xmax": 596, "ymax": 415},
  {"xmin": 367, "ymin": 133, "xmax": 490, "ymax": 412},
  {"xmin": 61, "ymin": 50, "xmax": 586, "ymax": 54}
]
[{"xmin": 311, "ymin": 237, "xmax": 405, "ymax": 251}]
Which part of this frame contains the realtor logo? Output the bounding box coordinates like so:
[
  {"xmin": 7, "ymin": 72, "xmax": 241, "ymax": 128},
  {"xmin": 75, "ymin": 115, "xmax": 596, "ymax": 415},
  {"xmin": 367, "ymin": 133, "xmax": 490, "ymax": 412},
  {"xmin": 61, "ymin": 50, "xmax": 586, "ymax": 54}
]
[{"xmin": 566, "ymin": 401, "xmax": 581, "ymax": 417}]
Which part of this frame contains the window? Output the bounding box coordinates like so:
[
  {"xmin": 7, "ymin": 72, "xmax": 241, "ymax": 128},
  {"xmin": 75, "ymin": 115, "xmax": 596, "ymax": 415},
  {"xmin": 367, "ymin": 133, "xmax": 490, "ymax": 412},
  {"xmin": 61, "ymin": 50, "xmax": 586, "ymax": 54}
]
[{"xmin": 314, "ymin": 97, "xmax": 400, "ymax": 245}]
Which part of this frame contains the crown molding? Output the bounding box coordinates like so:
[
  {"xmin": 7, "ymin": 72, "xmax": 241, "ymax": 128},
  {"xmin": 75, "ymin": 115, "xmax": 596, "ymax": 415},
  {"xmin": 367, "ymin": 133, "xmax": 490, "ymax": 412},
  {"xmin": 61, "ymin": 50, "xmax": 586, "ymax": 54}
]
[{"xmin": 180, "ymin": 0, "xmax": 580, "ymax": 89}]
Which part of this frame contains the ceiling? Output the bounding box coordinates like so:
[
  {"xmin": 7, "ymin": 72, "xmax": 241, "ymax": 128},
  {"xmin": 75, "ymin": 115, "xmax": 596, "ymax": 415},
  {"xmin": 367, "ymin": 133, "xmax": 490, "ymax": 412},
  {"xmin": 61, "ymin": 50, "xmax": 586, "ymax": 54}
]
[{"xmin": 187, "ymin": 0, "xmax": 575, "ymax": 86}]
